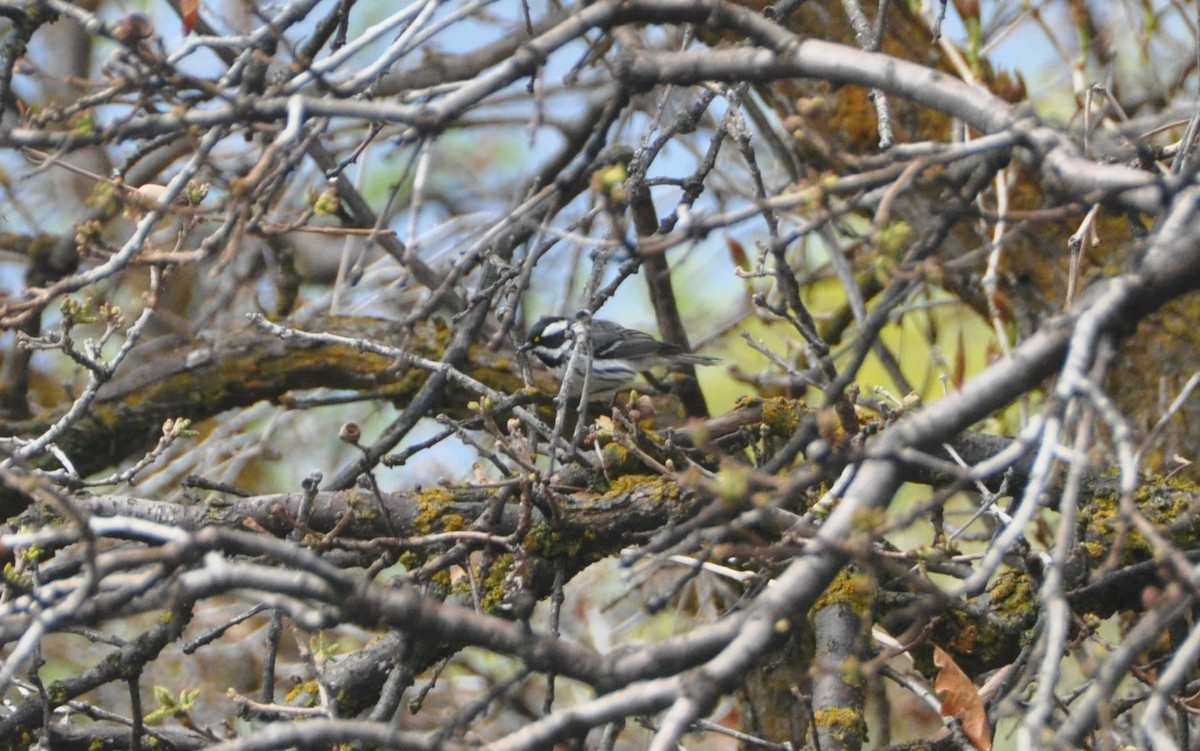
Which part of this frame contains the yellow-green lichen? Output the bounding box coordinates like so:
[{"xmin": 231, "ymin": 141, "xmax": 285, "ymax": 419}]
[
  {"xmin": 439, "ymin": 513, "xmax": 468, "ymax": 532},
  {"xmin": 759, "ymin": 397, "xmax": 806, "ymax": 437},
  {"xmin": 597, "ymin": 442, "xmax": 632, "ymax": 472},
  {"xmin": 284, "ymin": 680, "xmax": 320, "ymax": 706},
  {"xmin": 987, "ymin": 570, "xmax": 1037, "ymax": 635},
  {"xmin": 343, "ymin": 490, "xmax": 379, "ymax": 530},
  {"xmin": 427, "ymin": 567, "xmax": 453, "ymax": 594},
  {"xmin": 46, "ymin": 681, "xmax": 68, "ymax": 704},
  {"xmin": 199, "ymin": 504, "xmax": 227, "ymax": 527},
  {"xmin": 411, "ymin": 487, "xmax": 458, "ymax": 535},
  {"xmin": 599, "ymin": 473, "xmax": 675, "ymax": 504},
  {"xmin": 812, "ymin": 706, "xmax": 867, "ymax": 743},
  {"xmin": 475, "ymin": 554, "xmax": 515, "ymax": 613},
  {"xmin": 926, "ymin": 570, "xmax": 1035, "ymax": 672},
  {"xmin": 930, "ymin": 607, "xmax": 980, "ymax": 657},
  {"xmin": 812, "ymin": 570, "xmax": 873, "ymax": 615},
  {"xmin": 1076, "ymin": 477, "xmax": 1200, "ymax": 569},
  {"xmin": 525, "ymin": 522, "xmax": 588, "ymax": 559}
]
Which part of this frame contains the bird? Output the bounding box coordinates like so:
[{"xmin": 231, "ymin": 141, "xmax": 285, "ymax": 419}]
[{"xmin": 519, "ymin": 315, "xmax": 719, "ymax": 397}]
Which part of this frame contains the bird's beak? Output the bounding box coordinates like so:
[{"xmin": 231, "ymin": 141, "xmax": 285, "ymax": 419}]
[{"xmin": 517, "ymin": 342, "xmax": 532, "ymax": 353}]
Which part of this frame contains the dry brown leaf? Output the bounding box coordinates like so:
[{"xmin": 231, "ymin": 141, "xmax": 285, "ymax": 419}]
[
  {"xmin": 181, "ymin": 0, "xmax": 199, "ymax": 35},
  {"xmin": 953, "ymin": 328, "xmax": 967, "ymax": 389},
  {"xmin": 933, "ymin": 646, "xmax": 992, "ymax": 751},
  {"xmin": 727, "ymin": 237, "xmax": 750, "ymax": 271}
]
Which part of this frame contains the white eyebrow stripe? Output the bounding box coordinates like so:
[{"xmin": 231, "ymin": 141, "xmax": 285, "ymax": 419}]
[{"xmin": 542, "ymin": 319, "xmax": 571, "ymax": 339}]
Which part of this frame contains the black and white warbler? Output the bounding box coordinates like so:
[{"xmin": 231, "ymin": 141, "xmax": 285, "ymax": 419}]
[{"xmin": 519, "ymin": 316, "xmax": 719, "ymax": 397}]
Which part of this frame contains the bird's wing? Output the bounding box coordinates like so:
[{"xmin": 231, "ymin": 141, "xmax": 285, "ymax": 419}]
[{"xmin": 590, "ymin": 320, "xmax": 682, "ymax": 359}]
